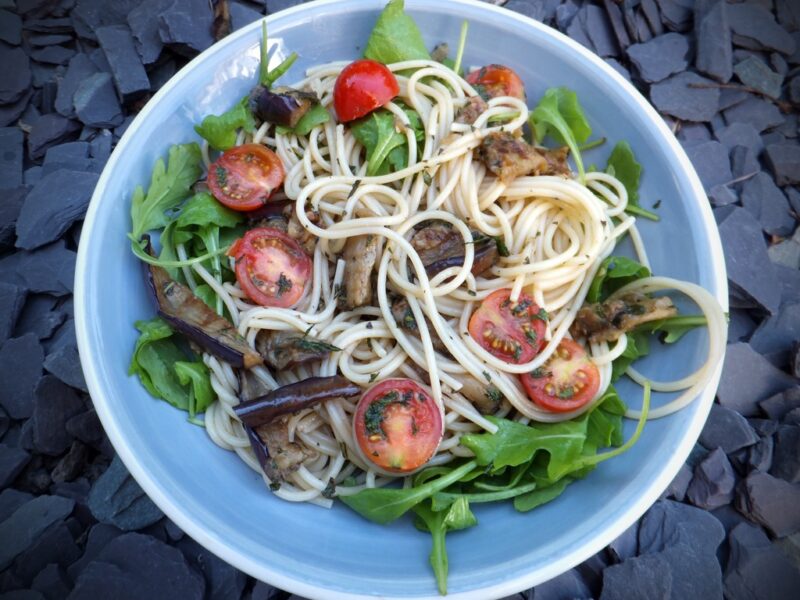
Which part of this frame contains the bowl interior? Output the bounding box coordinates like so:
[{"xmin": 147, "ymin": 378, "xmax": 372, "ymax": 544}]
[{"xmin": 76, "ymin": 1, "xmax": 726, "ymax": 598}]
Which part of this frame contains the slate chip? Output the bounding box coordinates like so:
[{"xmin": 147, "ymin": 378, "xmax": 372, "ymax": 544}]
[
  {"xmin": 749, "ymin": 303, "xmax": 800, "ymax": 367},
  {"xmin": 0, "ymin": 127, "xmax": 23, "ymax": 190},
  {"xmin": 73, "ymin": 72, "xmax": 124, "ymax": 129},
  {"xmin": 71, "ymin": 0, "xmax": 142, "ymax": 41},
  {"xmin": 69, "ymin": 533, "xmax": 205, "ymax": 600},
  {"xmin": 728, "ymin": 3, "xmax": 796, "ymax": 55},
  {"xmin": 230, "ymin": 1, "xmax": 263, "ymax": 31},
  {"xmin": 43, "ymin": 340, "xmax": 87, "ymax": 392},
  {"xmin": 0, "ymin": 9, "xmax": 22, "ymax": 45},
  {"xmin": 747, "ymin": 435, "xmax": 774, "ymax": 473},
  {"xmin": 27, "ymin": 115, "xmax": 81, "ymax": 161},
  {"xmin": 0, "ymin": 495, "xmax": 74, "ymax": 571},
  {"xmin": 0, "ymin": 333, "xmax": 44, "ymax": 419},
  {"xmin": 66, "ymin": 522, "xmax": 124, "ymax": 580},
  {"xmin": 708, "ymin": 184, "xmax": 737, "ymax": 207},
  {"xmin": 13, "ymin": 294, "xmax": 65, "ymax": 341},
  {"xmin": 29, "ymin": 45, "xmax": 75, "ymax": 66},
  {"xmin": 699, "ymin": 404, "xmax": 759, "ymax": 454},
  {"xmin": 715, "ymin": 122, "xmax": 763, "ymax": 155},
  {"xmin": 764, "ymin": 143, "xmax": 800, "ymax": 186},
  {"xmin": 41, "ymin": 141, "xmax": 101, "ymax": 176},
  {"xmin": 740, "ymin": 171, "xmax": 795, "ymax": 237},
  {"xmin": 686, "ymin": 447, "xmax": 736, "ymax": 510},
  {"xmin": 716, "ymin": 207, "xmax": 780, "ymax": 314},
  {"xmin": 684, "ymin": 140, "xmax": 732, "ymax": 191},
  {"xmin": 736, "ymin": 471, "xmax": 800, "ymax": 537},
  {"xmin": 31, "ymin": 375, "xmax": 85, "ymax": 457},
  {"xmin": 650, "ymin": 72, "xmax": 720, "ymax": 122},
  {"xmin": 0, "ymin": 445, "xmax": 31, "ymax": 490},
  {"xmin": 733, "ymin": 56, "xmax": 783, "ymax": 100},
  {"xmin": 0, "ymin": 489, "xmax": 33, "ymax": 523},
  {"xmin": 31, "ymin": 564, "xmax": 71, "ymax": 600},
  {"xmin": 600, "ymin": 553, "xmax": 672, "ymax": 600},
  {"xmin": 158, "ymin": 0, "xmax": 215, "ymax": 57},
  {"xmin": 95, "ymin": 25, "xmax": 151, "ymax": 99},
  {"xmin": 127, "ymin": 0, "xmax": 171, "ymax": 65},
  {"xmin": 1, "ymin": 46, "xmax": 32, "ymax": 105},
  {"xmin": 723, "ymin": 96, "xmax": 784, "ymax": 133},
  {"xmin": 627, "ymin": 32, "xmax": 689, "ymax": 83},
  {"xmin": 15, "ymin": 169, "xmax": 99, "ymax": 251},
  {"xmin": 0, "ymin": 186, "xmax": 27, "ymax": 250},
  {"xmin": 12, "ymin": 521, "xmax": 80, "ymax": 584},
  {"xmin": 582, "ymin": 4, "xmax": 618, "ymax": 58},
  {"xmin": 771, "ymin": 425, "xmax": 800, "ymax": 483},
  {"xmin": 724, "ymin": 522, "xmax": 800, "ymax": 600},
  {"xmin": 54, "ymin": 53, "xmax": 98, "ymax": 118},
  {"xmin": 663, "ymin": 464, "xmax": 693, "ymax": 502},
  {"xmin": 66, "ymin": 409, "xmax": 106, "ymax": 451},
  {"xmin": 88, "ymin": 455, "xmax": 163, "ymax": 531},
  {"xmin": 0, "ymin": 283, "xmax": 27, "ymax": 345},
  {"xmin": 178, "ymin": 537, "xmax": 247, "ymax": 600},
  {"xmin": 533, "ymin": 568, "xmax": 592, "ymax": 600},
  {"xmin": 29, "ymin": 33, "xmax": 73, "ymax": 47}
]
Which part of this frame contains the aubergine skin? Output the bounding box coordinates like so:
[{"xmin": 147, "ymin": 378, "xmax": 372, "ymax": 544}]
[
  {"xmin": 249, "ymin": 85, "xmax": 317, "ymax": 128},
  {"xmin": 234, "ymin": 375, "xmax": 360, "ymax": 427},
  {"xmin": 425, "ymin": 237, "xmax": 498, "ymax": 277}
]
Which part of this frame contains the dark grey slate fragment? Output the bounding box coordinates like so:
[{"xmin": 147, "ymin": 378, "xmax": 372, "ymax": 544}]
[
  {"xmin": 749, "ymin": 303, "xmax": 800, "ymax": 367},
  {"xmin": 0, "ymin": 47, "xmax": 32, "ymax": 105},
  {"xmin": 677, "ymin": 123, "xmax": 711, "ymax": 142},
  {"xmin": 723, "ymin": 96, "xmax": 784, "ymax": 132},
  {"xmin": 603, "ymin": 58, "xmax": 631, "ymax": 82},
  {"xmin": 0, "ymin": 489, "xmax": 33, "ymax": 523},
  {"xmin": 0, "ymin": 283, "xmax": 26, "ymax": 345},
  {"xmin": 555, "ymin": 0, "xmax": 580, "ymax": 31},
  {"xmin": 0, "ymin": 128, "xmax": 22, "ymax": 190},
  {"xmin": 730, "ymin": 146, "xmax": 759, "ymax": 181},
  {"xmin": 717, "ymin": 343, "xmax": 797, "ymax": 416},
  {"xmin": 15, "ymin": 169, "xmax": 99, "ymax": 251},
  {"xmin": 13, "ymin": 294, "xmax": 64, "ymax": 340},
  {"xmin": 650, "ymin": 72, "xmax": 720, "ymax": 122},
  {"xmin": 89, "ymin": 130, "xmax": 111, "ymax": 163},
  {"xmin": 627, "ymin": 32, "xmax": 689, "ymax": 83},
  {"xmin": 760, "ymin": 387, "xmax": 800, "ymax": 421},
  {"xmin": 95, "ymin": 25, "xmax": 150, "ymax": 98},
  {"xmin": 55, "ymin": 53, "xmax": 97, "ymax": 118},
  {"xmin": 41, "ymin": 141, "xmax": 100, "ymax": 176},
  {"xmin": 177, "ymin": 537, "xmax": 247, "ymax": 600},
  {"xmin": 533, "ymin": 567, "xmax": 591, "ymax": 600},
  {"xmin": 27, "ymin": 114, "xmax": 80, "ymax": 161},
  {"xmin": 12, "ymin": 521, "xmax": 80, "ymax": 584},
  {"xmin": 737, "ymin": 471, "xmax": 800, "ymax": 537},
  {"xmin": 700, "ymin": 404, "xmax": 759, "ymax": 454},
  {"xmin": 0, "ymin": 495, "xmax": 74, "ymax": 570},
  {"xmin": 50, "ymin": 441, "xmax": 89, "ymax": 483},
  {"xmin": 601, "ymin": 0, "xmax": 630, "ymax": 52},
  {"xmin": 686, "ymin": 447, "xmax": 736, "ymax": 510},
  {"xmin": 684, "ymin": 140, "xmax": 732, "ymax": 191},
  {"xmin": 158, "ymin": 0, "xmax": 215, "ymax": 56},
  {"xmin": 31, "ymin": 375, "xmax": 85, "ymax": 456},
  {"xmin": 656, "ymin": 0, "xmax": 693, "ymax": 32},
  {"xmin": 715, "ymin": 122, "xmax": 763, "ymax": 155},
  {"xmin": 718, "ymin": 88, "xmax": 749, "ymax": 111},
  {"xmin": 66, "ymin": 522, "xmax": 124, "ymax": 580},
  {"xmin": 764, "ymin": 143, "xmax": 800, "ymax": 186},
  {"xmin": 775, "ymin": 263, "xmax": 800, "ymax": 305},
  {"xmin": 0, "ymin": 445, "xmax": 30, "ymax": 489},
  {"xmin": 0, "ymin": 88, "xmax": 33, "ymax": 128},
  {"xmin": 127, "ymin": 0, "xmax": 171, "ymax": 65},
  {"xmin": 66, "ymin": 409, "xmax": 106, "ymax": 451},
  {"xmin": 663, "ymin": 463, "xmax": 693, "ymax": 502},
  {"xmin": 0, "ymin": 333, "xmax": 43, "ymax": 419},
  {"xmin": 71, "ymin": 0, "xmax": 141, "ymax": 41},
  {"xmin": 728, "ymin": 3, "xmax": 796, "ymax": 55},
  {"xmin": 29, "ymin": 33, "xmax": 73, "ymax": 47},
  {"xmin": 44, "ymin": 337, "xmax": 87, "ymax": 393},
  {"xmin": 633, "ymin": 10, "xmax": 652, "ymax": 44},
  {"xmin": 608, "ymin": 521, "xmax": 639, "ymax": 562},
  {"xmin": 747, "ymin": 435, "xmax": 774, "ymax": 473},
  {"xmin": 88, "ymin": 455, "xmax": 163, "ymax": 531},
  {"xmin": 69, "ymin": 533, "xmax": 205, "ymax": 600},
  {"xmin": 708, "ymin": 184, "xmax": 737, "ymax": 207},
  {"xmin": 724, "ymin": 522, "xmax": 800, "ymax": 600},
  {"xmin": 728, "ymin": 309, "xmax": 756, "ymax": 343},
  {"xmin": 740, "ymin": 171, "xmax": 795, "ymax": 237},
  {"xmin": 600, "ymin": 553, "xmax": 672, "ymax": 600},
  {"xmin": 0, "ymin": 240, "xmax": 76, "ymax": 296},
  {"xmin": 23, "ymin": 17, "xmax": 73, "ymax": 33},
  {"xmin": 771, "ymin": 425, "xmax": 800, "ymax": 483},
  {"xmin": 0, "ymin": 10, "xmax": 22, "ymax": 45},
  {"xmin": 148, "ymin": 58, "xmax": 178, "ymax": 92},
  {"xmin": 733, "ymin": 56, "xmax": 783, "ymax": 99},
  {"xmin": 0, "ymin": 186, "xmax": 27, "ymax": 249},
  {"xmin": 74, "ymin": 72, "xmax": 123, "ymax": 128},
  {"xmin": 31, "ymin": 564, "xmax": 71, "ymax": 600},
  {"xmin": 716, "ymin": 207, "xmax": 780, "ymax": 314},
  {"xmin": 230, "ymin": 1, "xmax": 263, "ymax": 31},
  {"xmin": 29, "ymin": 45, "xmax": 75, "ymax": 66},
  {"xmin": 791, "ymin": 76, "xmax": 800, "ymax": 104}
]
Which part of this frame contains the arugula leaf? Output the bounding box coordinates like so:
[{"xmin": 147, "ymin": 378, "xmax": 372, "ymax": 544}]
[
  {"xmin": 340, "ymin": 460, "xmax": 476, "ymax": 524},
  {"xmin": 513, "ymin": 478, "xmax": 570, "ymax": 512},
  {"xmin": 293, "ymin": 103, "xmax": 331, "ymax": 136},
  {"xmin": 638, "ymin": 315, "xmax": 707, "ymax": 344},
  {"xmin": 413, "ymin": 497, "xmax": 477, "ymax": 595},
  {"xmin": 586, "ymin": 255, "xmax": 651, "ymax": 303},
  {"xmin": 130, "ymin": 144, "xmax": 203, "ymax": 240},
  {"xmin": 529, "ymin": 87, "xmax": 591, "ymax": 180},
  {"xmin": 195, "ymin": 96, "xmax": 255, "ymax": 152},
  {"xmin": 350, "ymin": 107, "xmax": 423, "ymax": 176},
  {"xmin": 606, "ymin": 141, "xmax": 658, "ymax": 221},
  {"xmin": 174, "ymin": 361, "xmax": 214, "ymax": 417},
  {"xmin": 193, "ymin": 284, "xmax": 217, "ymax": 310},
  {"xmin": 364, "ymin": 0, "xmax": 430, "ymax": 65},
  {"xmin": 611, "ymin": 329, "xmax": 650, "ymax": 382},
  {"xmin": 176, "ymin": 192, "xmax": 243, "ymax": 230},
  {"xmin": 586, "ymin": 386, "xmax": 625, "ymax": 449}
]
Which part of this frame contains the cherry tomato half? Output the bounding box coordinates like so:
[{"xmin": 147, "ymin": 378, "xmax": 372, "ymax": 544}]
[
  {"xmin": 468, "ymin": 289, "xmax": 547, "ymax": 364},
  {"xmin": 466, "ymin": 64, "xmax": 526, "ymax": 101},
  {"xmin": 228, "ymin": 228, "xmax": 312, "ymax": 308},
  {"xmin": 333, "ymin": 59, "xmax": 400, "ymax": 122},
  {"xmin": 353, "ymin": 378, "xmax": 443, "ymax": 473},
  {"xmin": 520, "ymin": 339, "xmax": 600, "ymax": 413},
  {"xmin": 207, "ymin": 144, "xmax": 285, "ymax": 211}
]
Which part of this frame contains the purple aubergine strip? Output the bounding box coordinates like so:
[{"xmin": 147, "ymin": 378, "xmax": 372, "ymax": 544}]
[
  {"xmin": 234, "ymin": 375, "xmax": 361, "ymax": 427},
  {"xmin": 425, "ymin": 237, "xmax": 498, "ymax": 277},
  {"xmin": 245, "ymin": 425, "xmax": 272, "ymax": 474},
  {"xmin": 249, "ymin": 85, "xmax": 317, "ymax": 128}
]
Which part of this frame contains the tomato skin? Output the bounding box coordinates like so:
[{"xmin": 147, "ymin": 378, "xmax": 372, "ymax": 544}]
[
  {"xmin": 333, "ymin": 59, "xmax": 400, "ymax": 122},
  {"xmin": 353, "ymin": 378, "xmax": 443, "ymax": 473},
  {"xmin": 466, "ymin": 64, "xmax": 526, "ymax": 101},
  {"xmin": 520, "ymin": 339, "xmax": 600, "ymax": 413},
  {"xmin": 207, "ymin": 144, "xmax": 285, "ymax": 211},
  {"xmin": 468, "ymin": 289, "xmax": 547, "ymax": 364},
  {"xmin": 228, "ymin": 228, "xmax": 312, "ymax": 308}
]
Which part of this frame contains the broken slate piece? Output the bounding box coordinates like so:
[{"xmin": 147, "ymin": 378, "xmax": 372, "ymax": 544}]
[
  {"xmin": 699, "ymin": 404, "xmax": 759, "ymax": 454},
  {"xmin": 0, "ymin": 495, "xmax": 74, "ymax": 571},
  {"xmin": 31, "ymin": 564, "xmax": 71, "ymax": 600},
  {"xmin": 600, "ymin": 553, "xmax": 672, "ymax": 600},
  {"xmin": 0, "ymin": 444, "xmax": 30, "ymax": 489},
  {"xmin": 0, "ymin": 240, "xmax": 76, "ymax": 296},
  {"xmin": 581, "ymin": 5, "xmax": 619, "ymax": 57},
  {"xmin": 683, "ymin": 140, "xmax": 732, "ymax": 191},
  {"xmin": 29, "ymin": 33, "xmax": 73, "ymax": 46},
  {"xmin": 44, "ymin": 339, "xmax": 87, "ymax": 392},
  {"xmin": 717, "ymin": 343, "xmax": 797, "ymax": 416},
  {"xmin": 29, "ymin": 45, "xmax": 75, "ymax": 65},
  {"xmin": 0, "ymin": 127, "xmax": 23, "ymax": 189},
  {"xmin": 31, "ymin": 375, "xmax": 85, "ymax": 456},
  {"xmin": 728, "ymin": 3, "xmax": 796, "ymax": 55},
  {"xmin": 650, "ymin": 72, "xmax": 719, "ymax": 122},
  {"xmin": 715, "ymin": 122, "xmax": 763, "ymax": 155},
  {"xmin": 764, "ymin": 143, "xmax": 800, "ymax": 186},
  {"xmin": 230, "ymin": 1, "xmax": 263, "ymax": 31},
  {"xmin": 0, "ymin": 47, "xmax": 32, "ymax": 105},
  {"xmin": 41, "ymin": 141, "xmax": 98, "ymax": 175},
  {"xmin": 663, "ymin": 463, "xmax": 693, "ymax": 502},
  {"xmin": 71, "ymin": 0, "xmax": 142, "ymax": 41},
  {"xmin": 737, "ymin": 470, "xmax": 800, "ymax": 537},
  {"xmin": 716, "ymin": 207, "xmax": 780, "ymax": 314},
  {"xmin": 749, "ymin": 303, "xmax": 800, "ymax": 367},
  {"xmin": 127, "ymin": 0, "xmax": 171, "ymax": 65},
  {"xmin": 740, "ymin": 171, "xmax": 795, "ymax": 237},
  {"xmin": 95, "ymin": 25, "xmax": 150, "ymax": 99},
  {"xmin": 727, "ymin": 309, "xmax": 756, "ymax": 343},
  {"xmin": 12, "ymin": 521, "xmax": 81, "ymax": 584},
  {"xmin": 0, "ymin": 10, "xmax": 22, "ymax": 45},
  {"xmin": 686, "ymin": 447, "xmax": 736, "ymax": 510},
  {"xmin": 724, "ymin": 522, "xmax": 800, "ymax": 600},
  {"xmin": 0, "ymin": 282, "xmax": 27, "ymax": 345},
  {"xmin": 708, "ymin": 184, "xmax": 737, "ymax": 207},
  {"xmin": 13, "ymin": 294, "xmax": 65, "ymax": 340},
  {"xmin": 760, "ymin": 387, "xmax": 800, "ymax": 421},
  {"xmin": 771, "ymin": 425, "xmax": 800, "ymax": 483},
  {"xmin": 27, "ymin": 114, "xmax": 81, "ymax": 161},
  {"xmin": 73, "ymin": 72, "xmax": 124, "ymax": 128},
  {"xmin": 88, "ymin": 455, "xmax": 163, "ymax": 531},
  {"xmin": 177, "ymin": 536, "xmax": 247, "ymax": 600},
  {"xmin": 627, "ymin": 32, "xmax": 689, "ymax": 83},
  {"xmin": 723, "ymin": 96, "xmax": 784, "ymax": 132},
  {"xmin": 15, "ymin": 169, "xmax": 99, "ymax": 251},
  {"xmin": 0, "ymin": 333, "xmax": 43, "ymax": 419},
  {"xmin": 158, "ymin": 0, "xmax": 215, "ymax": 57},
  {"xmin": 747, "ymin": 436, "xmax": 774, "ymax": 473},
  {"xmin": 54, "ymin": 53, "xmax": 97, "ymax": 118},
  {"xmin": 733, "ymin": 56, "xmax": 783, "ymax": 100}
]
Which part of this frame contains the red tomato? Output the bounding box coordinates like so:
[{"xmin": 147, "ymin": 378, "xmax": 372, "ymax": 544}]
[
  {"xmin": 520, "ymin": 339, "xmax": 600, "ymax": 413},
  {"xmin": 333, "ymin": 59, "xmax": 400, "ymax": 122},
  {"xmin": 207, "ymin": 144, "xmax": 285, "ymax": 211},
  {"xmin": 468, "ymin": 289, "xmax": 547, "ymax": 364},
  {"xmin": 353, "ymin": 378, "xmax": 443, "ymax": 473},
  {"xmin": 228, "ymin": 228, "xmax": 312, "ymax": 308},
  {"xmin": 466, "ymin": 64, "xmax": 526, "ymax": 101}
]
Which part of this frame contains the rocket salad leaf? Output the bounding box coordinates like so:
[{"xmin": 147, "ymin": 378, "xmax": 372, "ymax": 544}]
[
  {"xmin": 195, "ymin": 96, "xmax": 256, "ymax": 152},
  {"xmin": 364, "ymin": 0, "xmax": 430, "ymax": 64},
  {"xmin": 529, "ymin": 87, "xmax": 591, "ymax": 180},
  {"xmin": 605, "ymin": 141, "xmax": 658, "ymax": 221}
]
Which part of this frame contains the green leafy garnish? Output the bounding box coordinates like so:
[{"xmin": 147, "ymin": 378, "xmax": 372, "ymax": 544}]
[
  {"xmin": 364, "ymin": 0, "xmax": 430, "ymax": 65},
  {"xmin": 194, "ymin": 96, "xmax": 256, "ymax": 151},
  {"xmin": 529, "ymin": 87, "xmax": 591, "ymax": 180},
  {"xmin": 605, "ymin": 141, "xmax": 658, "ymax": 221},
  {"xmin": 130, "ymin": 143, "xmax": 203, "ymax": 240},
  {"xmin": 174, "ymin": 361, "xmax": 214, "ymax": 417},
  {"xmin": 587, "ymin": 255, "xmax": 651, "ymax": 303},
  {"xmin": 641, "ymin": 315, "xmax": 707, "ymax": 344},
  {"xmin": 293, "ymin": 103, "xmax": 331, "ymax": 136},
  {"xmin": 260, "ymin": 20, "xmax": 298, "ymax": 87},
  {"xmin": 350, "ymin": 106, "xmax": 423, "ymax": 176},
  {"xmin": 176, "ymin": 192, "xmax": 243, "ymax": 230}
]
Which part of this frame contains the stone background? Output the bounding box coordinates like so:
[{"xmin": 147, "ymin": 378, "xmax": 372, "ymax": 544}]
[{"xmin": 0, "ymin": 0, "xmax": 799, "ymax": 598}]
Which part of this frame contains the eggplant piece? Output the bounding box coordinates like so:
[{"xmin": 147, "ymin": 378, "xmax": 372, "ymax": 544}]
[
  {"xmin": 477, "ymin": 132, "xmax": 570, "ymax": 182},
  {"xmin": 340, "ymin": 234, "xmax": 380, "ymax": 309},
  {"xmin": 454, "ymin": 375, "xmax": 503, "ymax": 415},
  {"xmin": 249, "ymin": 85, "xmax": 318, "ymax": 128},
  {"xmin": 256, "ymin": 330, "xmax": 340, "ymax": 370},
  {"xmin": 146, "ymin": 256, "xmax": 262, "ymax": 369},
  {"xmin": 410, "ymin": 222, "xmax": 498, "ymax": 277},
  {"xmin": 283, "ymin": 204, "xmax": 320, "ymax": 255},
  {"xmin": 455, "ymin": 95, "xmax": 488, "ymax": 125},
  {"xmin": 234, "ymin": 375, "xmax": 360, "ymax": 428},
  {"xmin": 570, "ymin": 293, "xmax": 678, "ymax": 344}
]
